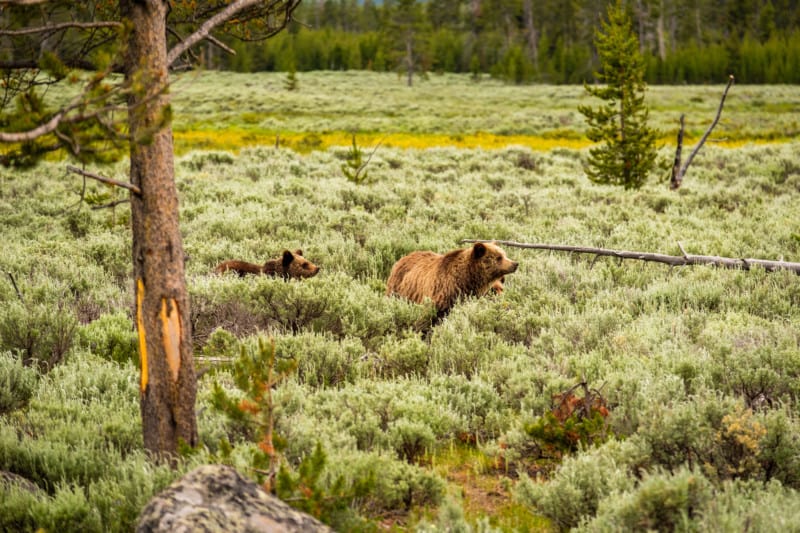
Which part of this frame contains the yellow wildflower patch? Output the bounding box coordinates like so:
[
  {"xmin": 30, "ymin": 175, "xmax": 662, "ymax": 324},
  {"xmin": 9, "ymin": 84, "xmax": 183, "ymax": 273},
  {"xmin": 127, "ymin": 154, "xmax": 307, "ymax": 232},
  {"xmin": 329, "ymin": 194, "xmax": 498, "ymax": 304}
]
[
  {"xmin": 173, "ymin": 127, "xmax": 783, "ymax": 155},
  {"xmin": 172, "ymin": 128, "xmax": 594, "ymax": 153}
]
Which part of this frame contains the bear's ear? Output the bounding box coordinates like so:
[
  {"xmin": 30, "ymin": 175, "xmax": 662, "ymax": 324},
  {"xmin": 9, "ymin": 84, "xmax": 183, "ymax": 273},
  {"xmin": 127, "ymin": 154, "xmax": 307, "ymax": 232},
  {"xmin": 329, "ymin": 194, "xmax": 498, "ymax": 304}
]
[
  {"xmin": 472, "ymin": 242, "xmax": 487, "ymax": 259},
  {"xmin": 282, "ymin": 250, "xmax": 295, "ymax": 267},
  {"xmin": 294, "ymin": 249, "xmax": 304, "ymax": 257}
]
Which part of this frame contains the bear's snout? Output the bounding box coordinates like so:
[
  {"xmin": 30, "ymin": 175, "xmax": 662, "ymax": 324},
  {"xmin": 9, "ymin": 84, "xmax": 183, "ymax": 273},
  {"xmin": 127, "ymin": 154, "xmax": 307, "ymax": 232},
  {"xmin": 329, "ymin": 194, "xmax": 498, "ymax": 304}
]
[{"xmin": 507, "ymin": 261, "xmax": 519, "ymax": 273}]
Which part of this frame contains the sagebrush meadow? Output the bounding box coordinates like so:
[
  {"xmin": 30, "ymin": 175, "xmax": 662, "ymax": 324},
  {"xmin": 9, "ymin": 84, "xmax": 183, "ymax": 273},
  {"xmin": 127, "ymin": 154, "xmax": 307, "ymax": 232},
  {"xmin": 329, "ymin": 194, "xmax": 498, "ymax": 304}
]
[{"xmin": 1, "ymin": 71, "xmax": 800, "ymax": 531}]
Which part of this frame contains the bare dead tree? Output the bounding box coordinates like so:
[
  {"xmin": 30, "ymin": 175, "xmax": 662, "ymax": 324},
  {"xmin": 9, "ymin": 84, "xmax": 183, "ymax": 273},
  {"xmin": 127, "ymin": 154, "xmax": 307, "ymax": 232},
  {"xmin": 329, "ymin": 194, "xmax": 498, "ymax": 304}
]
[
  {"xmin": 670, "ymin": 75, "xmax": 735, "ymax": 190},
  {"xmin": 462, "ymin": 239, "xmax": 800, "ymax": 275}
]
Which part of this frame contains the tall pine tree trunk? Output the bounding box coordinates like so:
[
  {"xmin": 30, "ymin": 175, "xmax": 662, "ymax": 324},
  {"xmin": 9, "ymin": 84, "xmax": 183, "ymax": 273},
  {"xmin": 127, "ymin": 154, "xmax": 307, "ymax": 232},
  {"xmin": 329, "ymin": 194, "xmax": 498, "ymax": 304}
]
[
  {"xmin": 405, "ymin": 33, "xmax": 414, "ymax": 87},
  {"xmin": 122, "ymin": 0, "xmax": 198, "ymax": 461},
  {"xmin": 523, "ymin": 0, "xmax": 539, "ymax": 68},
  {"xmin": 657, "ymin": 2, "xmax": 666, "ymax": 61}
]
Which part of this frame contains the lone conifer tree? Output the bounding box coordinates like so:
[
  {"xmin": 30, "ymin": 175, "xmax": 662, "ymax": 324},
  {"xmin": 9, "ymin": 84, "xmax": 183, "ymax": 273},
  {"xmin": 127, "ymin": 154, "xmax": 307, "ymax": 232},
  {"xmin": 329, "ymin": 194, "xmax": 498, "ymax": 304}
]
[{"xmin": 579, "ymin": 0, "xmax": 657, "ymax": 189}]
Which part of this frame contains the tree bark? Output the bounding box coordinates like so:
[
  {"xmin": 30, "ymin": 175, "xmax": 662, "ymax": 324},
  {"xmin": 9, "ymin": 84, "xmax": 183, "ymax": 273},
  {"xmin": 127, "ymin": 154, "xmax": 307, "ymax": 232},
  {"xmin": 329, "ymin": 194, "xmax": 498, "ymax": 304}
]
[
  {"xmin": 122, "ymin": 0, "xmax": 197, "ymax": 461},
  {"xmin": 405, "ymin": 32, "xmax": 414, "ymax": 87},
  {"xmin": 522, "ymin": 0, "xmax": 538, "ymax": 67},
  {"xmin": 461, "ymin": 240, "xmax": 800, "ymax": 275},
  {"xmin": 670, "ymin": 114, "xmax": 684, "ymax": 189},
  {"xmin": 656, "ymin": 4, "xmax": 666, "ymax": 61}
]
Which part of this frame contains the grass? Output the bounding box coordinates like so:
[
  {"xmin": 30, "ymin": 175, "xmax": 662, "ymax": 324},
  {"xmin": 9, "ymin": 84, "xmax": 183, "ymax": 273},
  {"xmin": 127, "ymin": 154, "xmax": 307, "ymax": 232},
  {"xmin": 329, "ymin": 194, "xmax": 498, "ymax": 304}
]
[
  {"xmin": 2, "ymin": 71, "xmax": 800, "ymax": 531},
  {"xmin": 431, "ymin": 443, "xmax": 550, "ymax": 532},
  {"xmin": 169, "ymin": 71, "xmax": 800, "ymax": 153}
]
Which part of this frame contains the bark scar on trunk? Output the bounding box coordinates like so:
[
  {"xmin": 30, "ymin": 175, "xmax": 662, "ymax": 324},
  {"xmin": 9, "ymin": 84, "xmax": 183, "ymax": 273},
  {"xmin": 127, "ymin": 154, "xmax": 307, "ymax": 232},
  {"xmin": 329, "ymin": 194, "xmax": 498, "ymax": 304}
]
[
  {"xmin": 137, "ymin": 278, "xmax": 149, "ymax": 393},
  {"xmin": 160, "ymin": 297, "xmax": 182, "ymax": 383}
]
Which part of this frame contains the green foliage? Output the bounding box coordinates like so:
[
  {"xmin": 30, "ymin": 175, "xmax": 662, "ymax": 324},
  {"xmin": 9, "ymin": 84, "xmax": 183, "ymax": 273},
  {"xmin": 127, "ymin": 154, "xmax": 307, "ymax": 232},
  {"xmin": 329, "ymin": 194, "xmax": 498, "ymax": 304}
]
[
  {"xmin": 581, "ymin": 468, "xmax": 713, "ymax": 532},
  {"xmin": 0, "ymin": 351, "xmax": 38, "ymax": 414},
  {"xmin": 515, "ymin": 439, "xmax": 640, "ymax": 530},
  {"xmin": 200, "ymin": 327, "xmax": 240, "ymax": 359},
  {"xmin": 324, "ymin": 450, "xmax": 445, "ymax": 514},
  {"xmin": 284, "ymin": 62, "xmax": 299, "ymax": 91},
  {"xmin": 210, "ymin": 336, "xmax": 296, "ymax": 450},
  {"xmin": 578, "ymin": 1, "xmax": 658, "ymax": 189},
  {"xmin": 75, "ymin": 312, "xmax": 138, "ymax": 366},
  {"xmin": 0, "ymin": 482, "xmax": 102, "ymax": 533},
  {"xmin": 491, "ymin": 44, "xmax": 535, "ymax": 84},
  {"xmin": 0, "ymin": 299, "xmax": 77, "ymax": 371},
  {"xmin": 0, "ymin": 351, "xmax": 183, "ymax": 532},
  {"xmin": 220, "ymin": 3, "xmax": 800, "ymax": 84},
  {"xmin": 388, "ymin": 417, "xmax": 436, "ymax": 463},
  {"xmin": 526, "ymin": 409, "xmax": 609, "ymax": 457},
  {"xmin": 275, "ymin": 442, "xmax": 375, "ymax": 528},
  {"xmin": 274, "ymin": 332, "xmax": 365, "ymax": 387},
  {"xmin": 341, "ymin": 135, "xmax": 372, "ymax": 184}
]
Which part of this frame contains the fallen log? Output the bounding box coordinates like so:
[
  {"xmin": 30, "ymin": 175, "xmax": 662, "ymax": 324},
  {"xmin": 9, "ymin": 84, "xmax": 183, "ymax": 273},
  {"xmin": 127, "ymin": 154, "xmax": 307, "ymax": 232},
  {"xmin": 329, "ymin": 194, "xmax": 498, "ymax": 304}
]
[{"xmin": 461, "ymin": 239, "xmax": 800, "ymax": 274}]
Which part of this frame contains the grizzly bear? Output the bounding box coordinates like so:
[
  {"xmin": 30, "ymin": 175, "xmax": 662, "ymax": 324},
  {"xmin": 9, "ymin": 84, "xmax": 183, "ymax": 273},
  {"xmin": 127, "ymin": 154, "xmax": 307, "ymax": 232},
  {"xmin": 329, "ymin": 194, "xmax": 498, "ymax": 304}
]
[
  {"xmin": 386, "ymin": 242, "xmax": 518, "ymax": 317},
  {"xmin": 215, "ymin": 249, "xmax": 320, "ymax": 280}
]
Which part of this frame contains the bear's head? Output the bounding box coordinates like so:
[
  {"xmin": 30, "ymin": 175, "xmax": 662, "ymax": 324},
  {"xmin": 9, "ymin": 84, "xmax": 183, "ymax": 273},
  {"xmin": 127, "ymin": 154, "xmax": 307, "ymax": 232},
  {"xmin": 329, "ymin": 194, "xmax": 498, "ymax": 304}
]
[
  {"xmin": 471, "ymin": 242, "xmax": 518, "ymax": 283},
  {"xmin": 280, "ymin": 249, "xmax": 320, "ymax": 279}
]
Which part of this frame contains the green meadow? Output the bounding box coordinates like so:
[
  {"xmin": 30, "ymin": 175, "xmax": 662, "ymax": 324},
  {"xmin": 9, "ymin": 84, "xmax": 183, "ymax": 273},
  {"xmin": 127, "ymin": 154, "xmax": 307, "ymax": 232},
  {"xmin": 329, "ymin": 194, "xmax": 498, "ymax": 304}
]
[{"xmin": 2, "ymin": 71, "xmax": 800, "ymax": 531}]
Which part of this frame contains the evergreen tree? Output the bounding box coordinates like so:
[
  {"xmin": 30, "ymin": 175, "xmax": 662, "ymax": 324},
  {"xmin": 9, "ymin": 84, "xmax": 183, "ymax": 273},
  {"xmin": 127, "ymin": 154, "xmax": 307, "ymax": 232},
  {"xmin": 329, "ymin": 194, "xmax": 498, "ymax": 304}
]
[{"xmin": 579, "ymin": 0, "xmax": 657, "ymax": 189}]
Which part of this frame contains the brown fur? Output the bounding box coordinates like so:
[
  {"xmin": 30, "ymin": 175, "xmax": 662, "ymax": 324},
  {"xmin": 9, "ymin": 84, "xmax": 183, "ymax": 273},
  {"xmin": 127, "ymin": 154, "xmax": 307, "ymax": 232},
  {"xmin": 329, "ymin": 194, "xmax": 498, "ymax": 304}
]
[
  {"xmin": 490, "ymin": 276, "xmax": 505, "ymax": 295},
  {"xmin": 215, "ymin": 249, "xmax": 320, "ymax": 280},
  {"xmin": 386, "ymin": 242, "xmax": 518, "ymax": 316},
  {"xmin": 214, "ymin": 260, "xmax": 263, "ymax": 277}
]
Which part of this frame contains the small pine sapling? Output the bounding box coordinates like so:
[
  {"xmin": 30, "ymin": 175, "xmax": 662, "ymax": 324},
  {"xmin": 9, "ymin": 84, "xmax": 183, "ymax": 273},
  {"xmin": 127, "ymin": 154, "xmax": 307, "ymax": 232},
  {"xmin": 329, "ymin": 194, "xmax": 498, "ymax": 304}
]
[
  {"xmin": 341, "ymin": 134, "xmax": 381, "ymax": 184},
  {"xmin": 284, "ymin": 60, "xmax": 299, "ymax": 91},
  {"xmin": 210, "ymin": 337, "xmax": 296, "ymax": 492},
  {"xmin": 275, "ymin": 442, "xmax": 375, "ymax": 524}
]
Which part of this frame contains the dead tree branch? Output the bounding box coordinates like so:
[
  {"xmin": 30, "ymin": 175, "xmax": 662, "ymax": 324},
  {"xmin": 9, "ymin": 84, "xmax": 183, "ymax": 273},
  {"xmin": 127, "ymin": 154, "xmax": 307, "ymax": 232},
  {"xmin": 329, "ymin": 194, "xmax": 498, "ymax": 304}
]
[
  {"xmin": 66, "ymin": 165, "xmax": 142, "ymax": 196},
  {"xmin": 167, "ymin": 0, "xmax": 267, "ymax": 66},
  {"xmin": 6, "ymin": 272, "xmax": 24, "ymax": 303},
  {"xmin": 0, "ymin": 21, "xmax": 122, "ymax": 36},
  {"xmin": 461, "ymin": 239, "xmax": 800, "ymax": 274},
  {"xmin": 670, "ymin": 75, "xmax": 735, "ymax": 189},
  {"xmin": 670, "ymin": 114, "xmax": 685, "ymax": 188},
  {"xmin": 0, "ymin": 0, "xmax": 50, "ymax": 5},
  {"xmin": 91, "ymin": 199, "xmax": 130, "ymax": 210}
]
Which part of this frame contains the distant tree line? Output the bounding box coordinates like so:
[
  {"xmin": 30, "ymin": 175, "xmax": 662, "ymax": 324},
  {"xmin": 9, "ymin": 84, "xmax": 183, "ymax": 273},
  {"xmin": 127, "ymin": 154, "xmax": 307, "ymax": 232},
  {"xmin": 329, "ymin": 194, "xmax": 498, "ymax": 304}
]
[{"xmin": 213, "ymin": 0, "xmax": 800, "ymax": 84}]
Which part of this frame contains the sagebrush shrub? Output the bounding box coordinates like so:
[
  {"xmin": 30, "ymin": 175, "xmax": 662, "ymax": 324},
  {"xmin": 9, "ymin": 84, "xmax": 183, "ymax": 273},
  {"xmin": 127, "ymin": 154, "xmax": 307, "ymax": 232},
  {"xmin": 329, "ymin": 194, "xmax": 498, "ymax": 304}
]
[
  {"xmin": 323, "ymin": 450, "xmax": 445, "ymax": 514},
  {"xmin": 515, "ymin": 439, "xmax": 640, "ymax": 530},
  {"xmin": 581, "ymin": 468, "xmax": 713, "ymax": 532},
  {"xmin": 0, "ymin": 351, "xmax": 37, "ymax": 414},
  {"xmin": 76, "ymin": 312, "xmax": 138, "ymax": 366},
  {"xmin": 0, "ymin": 300, "xmax": 77, "ymax": 370},
  {"xmin": 274, "ymin": 331, "xmax": 365, "ymax": 387}
]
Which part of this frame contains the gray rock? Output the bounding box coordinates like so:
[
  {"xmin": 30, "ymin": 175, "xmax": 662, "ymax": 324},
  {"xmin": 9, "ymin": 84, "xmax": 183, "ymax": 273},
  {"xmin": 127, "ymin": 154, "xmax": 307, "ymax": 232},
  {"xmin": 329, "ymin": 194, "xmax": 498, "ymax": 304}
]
[
  {"xmin": 136, "ymin": 464, "xmax": 334, "ymax": 533},
  {"xmin": 0, "ymin": 470, "xmax": 41, "ymax": 494}
]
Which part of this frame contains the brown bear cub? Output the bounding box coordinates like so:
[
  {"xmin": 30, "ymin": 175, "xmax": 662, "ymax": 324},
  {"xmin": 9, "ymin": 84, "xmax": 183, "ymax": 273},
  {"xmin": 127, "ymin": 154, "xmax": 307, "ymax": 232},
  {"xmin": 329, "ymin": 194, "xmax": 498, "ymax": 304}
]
[
  {"xmin": 215, "ymin": 249, "xmax": 320, "ymax": 280},
  {"xmin": 386, "ymin": 242, "xmax": 518, "ymax": 317},
  {"xmin": 490, "ymin": 276, "xmax": 505, "ymax": 295}
]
